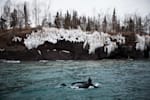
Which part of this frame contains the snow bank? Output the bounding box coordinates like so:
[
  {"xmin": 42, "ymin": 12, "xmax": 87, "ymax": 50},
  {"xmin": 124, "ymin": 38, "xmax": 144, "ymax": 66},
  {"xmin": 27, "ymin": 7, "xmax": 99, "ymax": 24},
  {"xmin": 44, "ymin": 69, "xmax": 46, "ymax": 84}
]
[{"xmin": 24, "ymin": 27, "xmax": 126, "ymax": 54}]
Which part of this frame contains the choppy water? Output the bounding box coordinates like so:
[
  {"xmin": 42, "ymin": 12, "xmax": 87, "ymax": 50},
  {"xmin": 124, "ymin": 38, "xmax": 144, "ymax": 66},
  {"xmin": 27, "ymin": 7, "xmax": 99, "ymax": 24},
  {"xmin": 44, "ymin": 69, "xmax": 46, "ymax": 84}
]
[{"xmin": 0, "ymin": 60, "xmax": 150, "ymax": 100}]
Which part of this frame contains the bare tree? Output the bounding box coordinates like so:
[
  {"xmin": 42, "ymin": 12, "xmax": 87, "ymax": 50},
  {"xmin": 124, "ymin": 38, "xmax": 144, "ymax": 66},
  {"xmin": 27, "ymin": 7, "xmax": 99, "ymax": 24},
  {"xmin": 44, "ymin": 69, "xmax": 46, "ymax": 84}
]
[
  {"xmin": 42, "ymin": 0, "xmax": 51, "ymax": 27},
  {"xmin": 2, "ymin": 0, "xmax": 11, "ymax": 29},
  {"xmin": 16, "ymin": 4, "xmax": 24, "ymax": 29},
  {"xmin": 143, "ymin": 14, "xmax": 150, "ymax": 34},
  {"xmin": 32, "ymin": 0, "xmax": 40, "ymax": 26}
]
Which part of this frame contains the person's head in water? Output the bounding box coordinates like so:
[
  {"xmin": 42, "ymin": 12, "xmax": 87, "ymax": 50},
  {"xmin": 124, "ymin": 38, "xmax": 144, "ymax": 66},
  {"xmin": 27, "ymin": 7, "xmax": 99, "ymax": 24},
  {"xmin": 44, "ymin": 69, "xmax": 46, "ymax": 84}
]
[{"xmin": 88, "ymin": 77, "xmax": 92, "ymax": 84}]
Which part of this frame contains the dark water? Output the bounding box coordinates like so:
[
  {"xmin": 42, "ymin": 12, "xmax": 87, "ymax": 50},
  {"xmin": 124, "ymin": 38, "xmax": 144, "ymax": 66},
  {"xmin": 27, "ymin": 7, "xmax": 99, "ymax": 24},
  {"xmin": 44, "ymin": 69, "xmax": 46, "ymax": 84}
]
[{"xmin": 0, "ymin": 60, "xmax": 150, "ymax": 100}]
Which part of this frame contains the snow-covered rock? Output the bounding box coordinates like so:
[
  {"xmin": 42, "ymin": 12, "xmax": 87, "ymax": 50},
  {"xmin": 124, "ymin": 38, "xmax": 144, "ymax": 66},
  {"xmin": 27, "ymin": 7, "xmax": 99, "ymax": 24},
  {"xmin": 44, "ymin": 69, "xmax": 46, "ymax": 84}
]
[
  {"xmin": 111, "ymin": 34, "xmax": 125, "ymax": 45},
  {"xmin": 104, "ymin": 42, "xmax": 118, "ymax": 55},
  {"xmin": 136, "ymin": 34, "xmax": 145, "ymax": 51},
  {"xmin": 84, "ymin": 31, "xmax": 107, "ymax": 54},
  {"xmin": 12, "ymin": 36, "xmax": 22, "ymax": 42},
  {"xmin": 135, "ymin": 34, "xmax": 150, "ymax": 51},
  {"xmin": 24, "ymin": 27, "xmax": 126, "ymax": 55}
]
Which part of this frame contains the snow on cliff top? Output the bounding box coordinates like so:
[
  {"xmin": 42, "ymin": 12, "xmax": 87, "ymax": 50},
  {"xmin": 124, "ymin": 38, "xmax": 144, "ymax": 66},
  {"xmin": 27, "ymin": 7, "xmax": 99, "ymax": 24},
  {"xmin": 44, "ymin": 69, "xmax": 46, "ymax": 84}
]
[{"xmin": 24, "ymin": 27, "xmax": 126, "ymax": 54}]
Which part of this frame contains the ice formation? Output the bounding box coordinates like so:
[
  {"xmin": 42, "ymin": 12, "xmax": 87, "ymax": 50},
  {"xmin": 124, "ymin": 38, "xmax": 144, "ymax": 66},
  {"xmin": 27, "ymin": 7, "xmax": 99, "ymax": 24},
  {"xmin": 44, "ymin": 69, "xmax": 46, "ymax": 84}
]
[
  {"xmin": 24, "ymin": 27, "xmax": 126, "ymax": 54},
  {"xmin": 12, "ymin": 36, "xmax": 22, "ymax": 42},
  {"xmin": 61, "ymin": 50, "xmax": 71, "ymax": 54},
  {"xmin": 84, "ymin": 32, "xmax": 107, "ymax": 54},
  {"xmin": 104, "ymin": 42, "xmax": 118, "ymax": 55},
  {"xmin": 136, "ymin": 34, "xmax": 150, "ymax": 51},
  {"xmin": 111, "ymin": 34, "xmax": 125, "ymax": 45}
]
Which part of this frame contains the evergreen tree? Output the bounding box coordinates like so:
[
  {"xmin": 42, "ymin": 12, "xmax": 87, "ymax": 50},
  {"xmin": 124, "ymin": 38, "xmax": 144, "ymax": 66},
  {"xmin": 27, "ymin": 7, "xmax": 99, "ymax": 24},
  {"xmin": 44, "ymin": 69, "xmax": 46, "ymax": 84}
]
[
  {"xmin": 71, "ymin": 11, "xmax": 79, "ymax": 29},
  {"xmin": 116, "ymin": 20, "xmax": 120, "ymax": 32},
  {"xmin": 42, "ymin": 18, "xmax": 48, "ymax": 27},
  {"xmin": 0, "ymin": 16, "xmax": 7, "ymax": 30},
  {"xmin": 86, "ymin": 18, "xmax": 91, "ymax": 31},
  {"xmin": 136, "ymin": 17, "xmax": 142, "ymax": 33},
  {"xmin": 102, "ymin": 16, "xmax": 107, "ymax": 33},
  {"xmin": 64, "ymin": 11, "xmax": 71, "ymax": 29},
  {"xmin": 80, "ymin": 16, "xmax": 87, "ymax": 31},
  {"xmin": 128, "ymin": 18, "xmax": 134, "ymax": 32},
  {"xmin": 54, "ymin": 12, "xmax": 61, "ymax": 28},
  {"xmin": 10, "ymin": 9, "xmax": 18, "ymax": 29},
  {"xmin": 112, "ymin": 8, "xmax": 117, "ymax": 33}
]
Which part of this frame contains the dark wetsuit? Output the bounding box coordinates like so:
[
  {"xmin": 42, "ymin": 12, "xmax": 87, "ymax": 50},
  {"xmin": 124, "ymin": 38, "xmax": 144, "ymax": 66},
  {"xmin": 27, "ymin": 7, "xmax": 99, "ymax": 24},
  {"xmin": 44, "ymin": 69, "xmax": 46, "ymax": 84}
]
[{"xmin": 71, "ymin": 78, "xmax": 98, "ymax": 88}]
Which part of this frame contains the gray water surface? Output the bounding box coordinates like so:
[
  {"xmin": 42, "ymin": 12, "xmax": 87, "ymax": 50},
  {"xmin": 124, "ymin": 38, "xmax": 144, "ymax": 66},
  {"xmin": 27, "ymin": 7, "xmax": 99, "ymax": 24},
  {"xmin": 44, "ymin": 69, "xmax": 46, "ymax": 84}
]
[{"xmin": 0, "ymin": 60, "xmax": 150, "ymax": 100}]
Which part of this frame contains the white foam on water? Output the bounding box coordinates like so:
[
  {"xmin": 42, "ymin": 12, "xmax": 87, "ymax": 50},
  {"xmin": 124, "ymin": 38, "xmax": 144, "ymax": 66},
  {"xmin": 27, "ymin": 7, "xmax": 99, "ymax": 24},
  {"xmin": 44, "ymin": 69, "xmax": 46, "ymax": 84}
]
[
  {"xmin": 39, "ymin": 60, "xmax": 48, "ymax": 63},
  {"xmin": 1, "ymin": 60, "xmax": 21, "ymax": 63}
]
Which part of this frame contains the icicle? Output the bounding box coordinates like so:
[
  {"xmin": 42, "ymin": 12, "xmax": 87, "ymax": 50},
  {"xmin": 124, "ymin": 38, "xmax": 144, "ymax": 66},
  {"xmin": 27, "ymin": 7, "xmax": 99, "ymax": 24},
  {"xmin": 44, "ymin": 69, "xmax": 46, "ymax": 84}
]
[
  {"xmin": 24, "ymin": 27, "xmax": 125, "ymax": 55},
  {"xmin": 135, "ymin": 34, "xmax": 146, "ymax": 51}
]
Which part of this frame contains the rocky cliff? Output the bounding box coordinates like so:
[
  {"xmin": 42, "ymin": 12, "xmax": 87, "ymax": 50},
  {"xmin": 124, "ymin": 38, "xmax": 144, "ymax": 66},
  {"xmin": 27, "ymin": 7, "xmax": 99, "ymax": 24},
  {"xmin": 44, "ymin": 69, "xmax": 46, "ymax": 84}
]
[{"xmin": 0, "ymin": 28, "xmax": 149, "ymax": 61}]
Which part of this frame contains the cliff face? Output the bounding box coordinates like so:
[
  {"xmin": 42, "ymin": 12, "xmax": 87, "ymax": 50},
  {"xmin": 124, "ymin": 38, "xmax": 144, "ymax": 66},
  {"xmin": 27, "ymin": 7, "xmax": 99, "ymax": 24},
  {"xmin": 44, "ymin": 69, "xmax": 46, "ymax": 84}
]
[
  {"xmin": 0, "ymin": 28, "xmax": 149, "ymax": 61},
  {"xmin": 0, "ymin": 40, "xmax": 149, "ymax": 61}
]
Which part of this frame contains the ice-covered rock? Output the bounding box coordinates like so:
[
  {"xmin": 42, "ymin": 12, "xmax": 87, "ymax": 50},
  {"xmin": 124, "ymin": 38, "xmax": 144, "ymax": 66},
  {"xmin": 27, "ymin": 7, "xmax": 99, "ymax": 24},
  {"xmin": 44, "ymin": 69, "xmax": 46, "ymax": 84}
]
[
  {"xmin": 85, "ymin": 31, "xmax": 106, "ymax": 54},
  {"xmin": 104, "ymin": 42, "xmax": 118, "ymax": 55},
  {"xmin": 24, "ymin": 27, "xmax": 126, "ymax": 55},
  {"xmin": 135, "ymin": 34, "xmax": 150, "ymax": 51},
  {"xmin": 111, "ymin": 34, "xmax": 125, "ymax": 45},
  {"xmin": 12, "ymin": 36, "xmax": 22, "ymax": 42}
]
